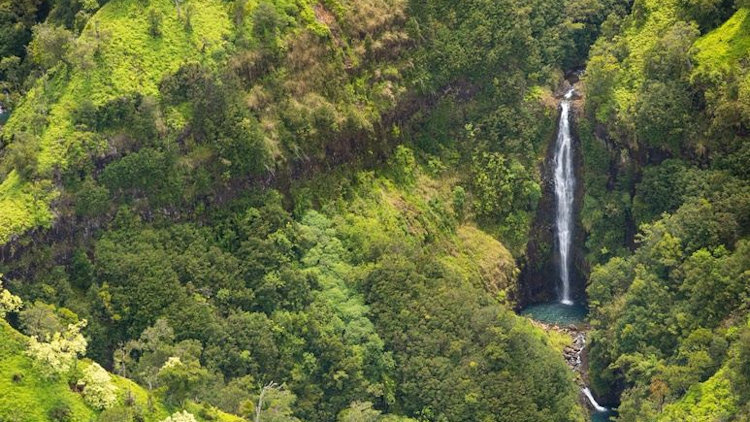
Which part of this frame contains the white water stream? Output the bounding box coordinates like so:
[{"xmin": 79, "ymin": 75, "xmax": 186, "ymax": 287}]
[{"xmin": 583, "ymin": 387, "xmax": 608, "ymax": 413}]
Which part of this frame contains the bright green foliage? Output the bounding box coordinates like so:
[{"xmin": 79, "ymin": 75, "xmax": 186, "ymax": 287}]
[
  {"xmin": 0, "ymin": 0, "xmax": 232, "ymax": 244},
  {"xmin": 158, "ymin": 357, "xmax": 210, "ymax": 405},
  {"xmin": 693, "ymin": 8, "xmax": 750, "ymax": 72},
  {"xmin": 0, "ymin": 319, "xmax": 242, "ymax": 421},
  {"xmin": 471, "ymin": 151, "xmax": 540, "ymax": 223},
  {"xmin": 0, "ymin": 321, "xmax": 98, "ymax": 421}
]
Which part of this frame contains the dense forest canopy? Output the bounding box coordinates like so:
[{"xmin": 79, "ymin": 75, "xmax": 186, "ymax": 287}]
[{"xmin": 0, "ymin": 0, "xmax": 748, "ymax": 421}]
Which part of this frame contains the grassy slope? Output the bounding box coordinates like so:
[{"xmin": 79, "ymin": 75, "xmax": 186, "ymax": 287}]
[
  {"xmin": 693, "ymin": 8, "xmax": 750, "ymax": 73},
  {"xmin": 0, "ymin": 0, "xmax": 231, "ymax": 244},
  {"xmin": 298, "ymin": 164, "xmax": 522, "ymax": 299},
  {"xmin": 0, "ymin": 320, "xmax": 242, "ymax": 422},
  {"xmin": 658, "ymin": 367, "xmax": 738, "ymax": 421}
]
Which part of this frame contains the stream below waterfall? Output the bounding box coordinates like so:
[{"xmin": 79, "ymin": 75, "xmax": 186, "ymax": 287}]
[{"xmin": 0, "ymin": 103, "xmax": 8, "ymax": 125}]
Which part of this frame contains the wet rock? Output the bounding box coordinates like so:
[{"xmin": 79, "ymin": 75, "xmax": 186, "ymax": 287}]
[{"xmin": 555, "ymin": 81, "xmax": 573, "ymax": 98}]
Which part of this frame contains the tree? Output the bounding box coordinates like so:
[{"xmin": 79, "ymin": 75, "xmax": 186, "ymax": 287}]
[
  {"xmin": 78, "ymin": 363, "xmax": 118, "ymax": 410},
  {"xmin": 252, "ymin": 2, "xmax": 283, "ymax": 43},
  {"xmin": 471, "ymin": 151, "xmax": 539, "ymax": 221},
  {"xmin": 388, "ymin": 145, "xmax": 417, "ymax": 185},
  {"xmin": 26, "ymin": 320, "xmax": 88, "ymax": 379},
  {"xmin": 157, "ymin": 356, "xmax": 210, "ymax": 405},
  {"xmin": 148, "ymin": 8, "xmax": 163, "ymax": 37},
  {"xmin": 114, "ymin": 318, "xmax": 176, "ymax": 389},
  {"xmin": 337, "ymin": 402, "xmax": 383, "ymax": 422},
  {"xmin": 28, "ymin": 23, "xmax": 74, "ymax": 70},
  {"xmin": 19, "ymin": 301, "xmax": 78, "ymax": 340},
  {"xmin": 634, "ymin": 80, "xmax": 694, "ymax": 152},
  {"xmin": 337, "ymin": 402, "xmax": 416, "ymax": 422},
  {"xmin": 4, "ymin": 132, "xmax": 40, "ymax": 179},
  {"xmin": 253, "ymin": 382, "xmax": 300, "ymax": 422}
]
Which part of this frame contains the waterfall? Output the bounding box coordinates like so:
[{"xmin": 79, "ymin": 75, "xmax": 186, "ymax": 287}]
[
  {"xmin": 554, "ymin": 89, "xmax": 576, "ymax": 305},
  {"xmin": 582, "ymin": 387, "xmax": 608, "ymax": 413}
]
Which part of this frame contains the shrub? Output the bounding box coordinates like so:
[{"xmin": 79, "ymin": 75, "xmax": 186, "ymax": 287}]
[
  {"xmin": 389, "ymin": 145, "xmax": 416, "ymax": 185},
  {"xmin": 28, "ymin": 23, "xmax": 74, "ymax": 70},
  {"xmin": 48, "ymin": 402, "xmax": 72, "ymax": 422},
  {"xmin": 97, "ymin": 406, "xmax": 138, "ymax": 422},
  {"xmin": 148, "ymin": 9, "xmax": 162, "ymax": 37},
  {"xmin": 3, "ymin": 132, "xmax": 40, "ymax": 179}
]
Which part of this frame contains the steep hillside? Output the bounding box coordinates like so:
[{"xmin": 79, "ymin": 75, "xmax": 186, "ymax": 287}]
[{"xmin": 0, "ymin": 0, "xmax": 232, "ymax": 243}]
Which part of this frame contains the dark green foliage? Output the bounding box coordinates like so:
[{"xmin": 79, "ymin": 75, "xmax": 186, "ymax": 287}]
[
  {"xmin": 47, "ymin": 401, "xmax": 73, "ymax": 422},
  {"xmin": 252, "ymin": 2, "xmax": 284, "ymax": 43},
  {"xmin": 0, "ymin": 0, "xmax": 44, "ymax": 58},
  {"xmin": 2, "ymin": 132, "xmax": 40, "ymax": 179},
  {"xmin": 633, "ymin": 80, "xmax": 694, "ymax": 151},
  {"xmin": 147, "ymin": 8, "xmax": 162, "ymax": 37},
  {"xmin": 632, "ymin": 160, "xmax": 689, "ymax": 226},
  {"xmin": 363, "ymin": 253, "xmax": 580, "ymax": 421},
  {"xmin": 74, "ymin": 177, "xmax": 110, "ymax": 218},
  {"xmin": 678, "ymin": 0, "xmax": 736, "ymax": 32},
  {"xmin": 101, "ymin": 148, "xmax": 183, "ymax": 207},
  {"xmin": 160, "ymin": 63, "xmax": 268, "ymax": 179},
  {"xmin": 81, "ymin": 94, "xmax": 159, "ymax": 142}
]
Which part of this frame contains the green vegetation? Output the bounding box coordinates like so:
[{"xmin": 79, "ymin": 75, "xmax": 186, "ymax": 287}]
[
  {"xmin": 582, "ymin": 0, "xmax": 750, "ymax": 419},
  {"xmin": 1, "ymin": 0, "xmax": 747, "ymax": 419},
  {"xmin": 693, "ymin": 8, "xmax": 750, "ymax": 71}
]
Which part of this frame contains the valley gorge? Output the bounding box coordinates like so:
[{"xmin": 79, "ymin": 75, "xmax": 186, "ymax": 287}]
[{"xmin": 0, "ymin": 0, "xmax": 749, "ymax": 421}]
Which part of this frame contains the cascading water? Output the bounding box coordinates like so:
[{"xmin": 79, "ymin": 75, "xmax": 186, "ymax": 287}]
[
  {"xmin": 583, "ymin": 387, "xmax": 608, "ymax": 413},
  {"xmin": 554, "ymin": 89, "xmax": 576, "ymax": 305}
]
